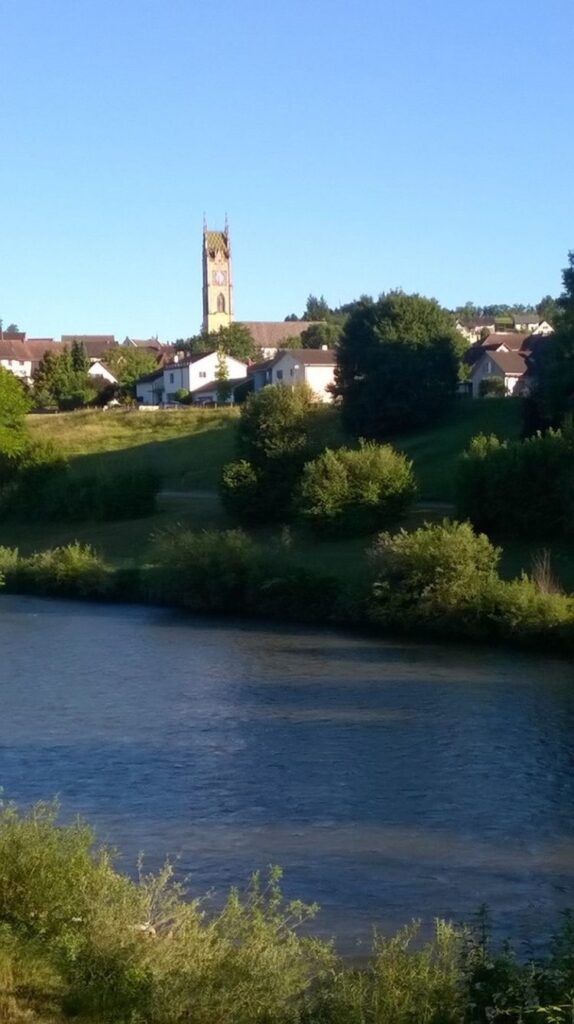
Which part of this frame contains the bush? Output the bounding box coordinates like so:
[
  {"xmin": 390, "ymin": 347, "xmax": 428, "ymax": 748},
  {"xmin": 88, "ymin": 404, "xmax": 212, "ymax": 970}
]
[
  {"xmin": 222, "ymin": 384, "xmax": 318, "ymax": 523},
  {"xmin": 220, "ymin": 459, "xmax": 266, "ymax": 524},
  {"xmin": 369, "ymin": 520, "xmax": 501, "ymax": 635},
  {"xmin": 299, "ymin": 442, "xmax": 416, "ymax": 537},
  {"xmin": 306, "ymin": 920, "xmax": 463, "ymax": 1024},
  {"xmin": 22, "ymin": 543, "xmax": 111, "ymax": 598},
  {"xmin": 457, "ymin": 429, "xmax": 574, "ymax": 538},
  {"xmin": 0, "ymin": 803, "xmax": 331, "ymax": 1024},
  {"xmin": 369, "ymin": 519, "xmax": 574, "ymax": 650},
  {"xmin": 479, "ymin": 376, "xmax": 506, "ymax": 397},
  {"xmin": 1, "ymin": 462, "xmax": 160, "ymax": 523},
  {"xmin": 150, "ymin": 528, "xmax": 261, "ymax": 612}
]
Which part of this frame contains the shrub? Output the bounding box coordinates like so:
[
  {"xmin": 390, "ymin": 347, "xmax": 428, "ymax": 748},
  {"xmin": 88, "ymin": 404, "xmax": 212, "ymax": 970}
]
[
  {"xmin": 220, "ymin": 459, "xmax": 266, "ymax": 524},
  {"xmin": 1, "ymin": 463, "xmax": 160, "ymax": 523},
  {"xmin": 23, "ymin": 543, "xmax": 111, "ymax": 597},
  {"xmin": 299, "ymin": 442, "xmax": 416, "ymax": 537},
  {"xmin": 456, "ymin": 429, "xmax": 574, "ymax": 538},
  {"xmin": 369, "ymin": 520, "xmax": 501, "ymax": 635},
  {"xmin": 306, "ymin": 920, "xmax": 463, "ymax": 1024},
  {"xmin": 492, "ymin": 572, "xmax": 574, "ymax": 646},
  {"xmin": 150, "ymin": 528, "xmax": 261, "ymax": 612},
  {"xmin": 479, "ymin": 376, "xmax": 506, "ymax": 397},
  {"xmin": 255, "ymin": 563, "xmax": 341, "ymax": 623},
  {"xmin": 223, "ymin": 383, "xmax": 317, "ymax": 522}
]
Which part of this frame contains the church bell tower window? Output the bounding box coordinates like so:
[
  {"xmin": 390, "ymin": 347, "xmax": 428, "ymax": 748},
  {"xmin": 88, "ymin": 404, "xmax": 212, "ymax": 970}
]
[{"xmin": 217, "ymin": 292, "xmax": 226, "ymax": 313}]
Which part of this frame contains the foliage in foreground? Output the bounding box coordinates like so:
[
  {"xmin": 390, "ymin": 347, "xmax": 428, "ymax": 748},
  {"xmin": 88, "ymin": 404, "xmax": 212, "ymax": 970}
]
[
  {"xmin": 299, "ymin": 441, "xmax": 416, "ymax": 536},
  {"xmin": 0, "ymin": 803, "xmax": 574, "ymax": 1024}
]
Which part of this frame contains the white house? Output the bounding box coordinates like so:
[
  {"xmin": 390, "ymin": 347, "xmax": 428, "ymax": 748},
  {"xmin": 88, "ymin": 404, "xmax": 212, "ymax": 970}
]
[
  {"xmin": 135, "ymin": 369, "xmax": 165, "ymax": 405},
  {"xmin": 88, "ymin": 360, "xmax": 117, "ymax": 384},
  {"xmin": 0, "ymin": 341, "xmax": 33, "ymax": 380},
  {"xmin": 263, "ymin": 349, "xmax": 337, "ymax": 403},
  {"xmin": 136, "ymin": 351, "xmax": 248, "ymax": 405},
  {"xmin": 470, "ymin": 349, "xmax": 528, "ymax": 397}
]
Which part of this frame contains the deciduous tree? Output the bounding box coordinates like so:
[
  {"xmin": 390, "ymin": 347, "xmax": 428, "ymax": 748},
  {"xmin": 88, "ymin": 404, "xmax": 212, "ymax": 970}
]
[{"xmin": 335, "ymin": 291, "xmax": 463, "ymax": 437}]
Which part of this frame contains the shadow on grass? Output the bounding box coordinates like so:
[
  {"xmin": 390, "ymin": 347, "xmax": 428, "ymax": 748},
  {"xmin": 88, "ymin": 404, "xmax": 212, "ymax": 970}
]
[{"xmin": 63, "ymin": 424, "xmax": 238, "ymax": 490}]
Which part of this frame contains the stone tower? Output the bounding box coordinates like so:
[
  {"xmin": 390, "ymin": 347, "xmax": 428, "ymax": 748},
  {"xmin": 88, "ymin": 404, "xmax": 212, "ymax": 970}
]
[{"xmin": 202, "ymin": 221, "xmax": 233, "ymax": 334}]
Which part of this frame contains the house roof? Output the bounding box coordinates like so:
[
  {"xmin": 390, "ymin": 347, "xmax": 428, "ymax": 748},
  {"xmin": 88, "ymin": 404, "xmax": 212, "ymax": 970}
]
[
  {"xmin": 0, "ymin": 331, "xmax": 26, "ymax": 342},
  {"xmin": 61, "ymin": 336, "xmax": 117, "ymax": 358},
  {"xmin": 274, "ymin": 348, "xmax": 337, "ymax": 366},
  {"xmin": 0, "ymin": 341, "xmax": 32, "ymax": 360},
  {"xmin": 472, "ymin": 349, "xmax": 528, "ymax": 376},
  {"xmin": 204, "ymin": 230, "xmax": 229, "ymax": 255},
  {"xmin": 239, "ymin": 321, "xmax": 321, "ymax": 349},
  {"xmin": 136, "ymin": 369, "xmax": 165, "ymax": 384}
]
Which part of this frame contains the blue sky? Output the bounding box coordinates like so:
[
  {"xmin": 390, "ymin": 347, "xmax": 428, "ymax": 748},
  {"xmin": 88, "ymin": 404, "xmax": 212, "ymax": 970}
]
[{"xmin": 1, "ymin": 0, "xmax": 572, "ymax": 340}]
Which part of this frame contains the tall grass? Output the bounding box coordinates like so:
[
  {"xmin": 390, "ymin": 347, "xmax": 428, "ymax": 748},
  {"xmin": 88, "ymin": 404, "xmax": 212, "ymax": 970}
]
[{"xmin": 0, "ymin": 803, "xmax": 573, "ymax": 1023}]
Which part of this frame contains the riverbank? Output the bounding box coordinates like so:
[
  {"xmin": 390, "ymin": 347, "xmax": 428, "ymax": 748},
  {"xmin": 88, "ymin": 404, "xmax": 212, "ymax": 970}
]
[
  {"xmin": 1, "ymin": 522, "xmax": 573, "ymax": 658},
  {"xmin": 0, "ymin": 801, "xmax": 573, "ymax": 1024}
]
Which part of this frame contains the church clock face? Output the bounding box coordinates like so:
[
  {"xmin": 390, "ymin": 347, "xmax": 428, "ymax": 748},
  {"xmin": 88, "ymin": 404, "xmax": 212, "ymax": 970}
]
[{"xmin": 213, "ymin": 270, "xmax": 227, "ymax": 286}]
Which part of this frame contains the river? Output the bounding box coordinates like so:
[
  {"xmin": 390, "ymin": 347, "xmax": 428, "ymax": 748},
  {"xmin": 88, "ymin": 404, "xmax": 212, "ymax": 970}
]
[{"xmin": 1, "ymin": 594, "xmax": 573, "ymax": 953}]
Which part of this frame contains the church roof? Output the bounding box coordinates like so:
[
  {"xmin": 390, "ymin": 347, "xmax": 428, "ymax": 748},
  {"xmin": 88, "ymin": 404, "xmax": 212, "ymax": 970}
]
[
  {"xmin": 239, "ymin": 321, "xmax": 321, "ymax": 350},
  {"xmin": 204, "ymin": 231, "xmax": 229, "ymax": 254}
]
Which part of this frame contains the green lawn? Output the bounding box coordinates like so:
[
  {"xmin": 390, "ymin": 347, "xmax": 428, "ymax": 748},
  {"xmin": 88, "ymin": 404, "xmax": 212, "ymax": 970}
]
[
  {"xmin": 29, "ymin": 407, "xmax": 240, "ymax": 489},
  {"xmin": 391, "ymin": 397, "xmax": 524, "ymax": 501},
  {"xmin": 19, "ymin": 398, "xmax": 574, "ymax": 595}
]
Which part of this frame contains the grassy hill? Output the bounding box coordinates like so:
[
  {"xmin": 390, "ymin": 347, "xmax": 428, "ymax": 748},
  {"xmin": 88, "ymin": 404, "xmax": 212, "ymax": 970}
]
[
  {"xmin": 28, "ymin": 398, "xmax": 523, "ymax": 500},
  {"xmin": 17, "ymin": 397, "xmax": 573, "ymax": 593},
  {"xmin": 28, "ymin": 407, "xmax": 240, "ymax": 490}
]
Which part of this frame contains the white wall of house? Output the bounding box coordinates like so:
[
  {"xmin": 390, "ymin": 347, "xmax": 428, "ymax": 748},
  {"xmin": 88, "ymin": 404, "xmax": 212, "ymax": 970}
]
[
  {"xmin": 270, "ymin": 352, "xmax": 336, "ymax": 403},
  {"xmin": 0, "ymin": 357, "xmax": 32, "ymax": 380},
  {"xmin": 163, "ymin": 352, "xmax": 247, "ymax": 402},
  {"xmin": 471, "ymin": 357, "xmax": 523, "ymax": 397},
  {"xmin": 136, "ymin": 375, "xmax": 165, "ymax": 404},
  {"xmin": 88, "ymin": 361, "xmax": 117, "ymax": 384}
]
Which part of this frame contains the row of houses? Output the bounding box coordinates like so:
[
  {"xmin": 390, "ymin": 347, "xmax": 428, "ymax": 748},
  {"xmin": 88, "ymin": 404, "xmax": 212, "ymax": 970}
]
[
  {"xmin": 0, "ymin": 332, "xmax": 169, "ymax": 386},
  {"xmin": 136, "ymin": 347, "xmax": 338, "ymax": 406},
  {"xmin": 0, "ymin": 321, "xmax": 556, "ymax": 406}
]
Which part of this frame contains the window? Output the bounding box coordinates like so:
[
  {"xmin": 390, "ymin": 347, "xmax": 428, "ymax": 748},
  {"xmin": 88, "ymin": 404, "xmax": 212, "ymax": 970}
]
[
  {"xmin": 199, "ymin": 371, "xmax": 207, "ymax": 378},
  {"xmin": 217, "ymin": 292, "xmax": 226, "ymax": 313},
  {"xmin": 169, "ymin": 373, "xmax": 174, "ymax": 384},
  {"xmin": 276, "ymin": 369, "xmax": 283, "ymax": 380},
  {"xmin": 290, "ymin": 368, "xmax": 294, "ymax": 377}
]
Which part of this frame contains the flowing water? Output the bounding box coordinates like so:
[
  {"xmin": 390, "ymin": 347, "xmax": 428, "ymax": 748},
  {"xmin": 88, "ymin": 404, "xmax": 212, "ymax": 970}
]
[{"xmin": 1, "ymin": 594, "xmax": 573, "ymax": 953}]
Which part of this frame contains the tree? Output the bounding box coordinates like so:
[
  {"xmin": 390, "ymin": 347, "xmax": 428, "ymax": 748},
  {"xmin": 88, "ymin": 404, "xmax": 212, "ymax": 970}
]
[
  {"xmin": 299, "ymin": 442, "xmax": 416, "ymax": 537},
  {"xmin": 221, "ymin": 383, "xmax": 316, "ymax": 521},
  {"xmin": 536, "ymin": 251, "xmax": 574, "ymax": 421},
  {"xmin": 536, "ymin": 295, "xmax": 561, "ymax": 326},
  {"xmin": 303, "ymin": 294, "xmax": 331, "ymax": 321},
  {"xmin": 215, "ymin": 350, "xmax": 232, "ymax": 404},
  {"xmin": 105, "ymin": 347, "xmax": 159, "ymax": 391},
  {"xmin": 185, "ymin": 323, "xmax": 257, "ymax": 362},
  {"xmin": 334, "ymin": 291, "xmax": 463, "ymax": 437},
  {"xmin": 70, "ymin": 339, "xmax": 89, "ymax": 374},
  {"xmin": 299, "ymin": 322, "xmax": 343, "ymax": 349},
  {"xmin": 32, "ymin": 347, "xmax": 96, "ymax": 410},
  {"xmin": 0, "ymin": 368, "xmax": 30, "ymax": 455}
]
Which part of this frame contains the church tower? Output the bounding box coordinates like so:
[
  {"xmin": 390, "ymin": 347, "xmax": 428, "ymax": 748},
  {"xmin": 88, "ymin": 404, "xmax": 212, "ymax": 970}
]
[{"xmin": 202, "ymin": 221, "xmax": 233, "ymax": 334}]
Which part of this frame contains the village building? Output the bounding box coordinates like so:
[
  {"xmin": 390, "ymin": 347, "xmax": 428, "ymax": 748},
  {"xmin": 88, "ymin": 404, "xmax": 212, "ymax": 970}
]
[
  {"xmin": 466, "ymin": 331, "xmax": 551, "ymax": 396},
  {"xmin": 251, "ymin": 348, "xmax": 337, "ymax": 402}
]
